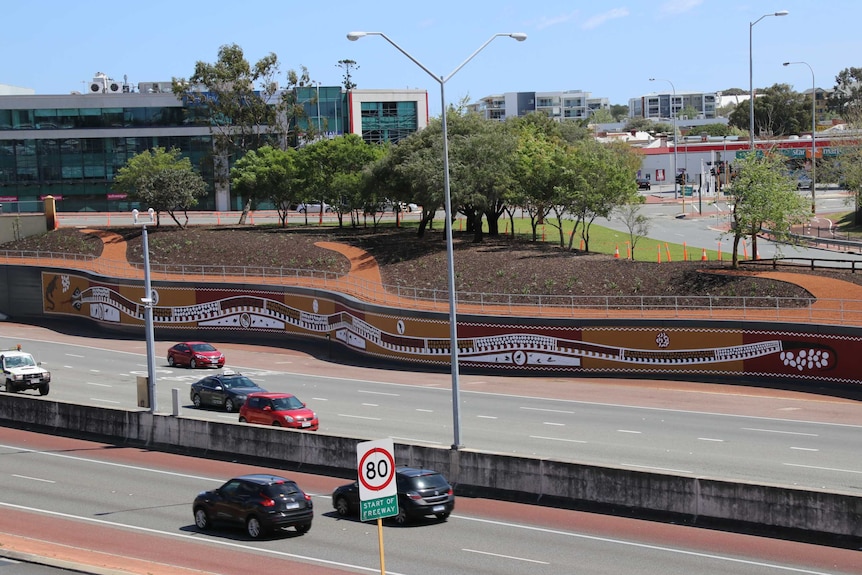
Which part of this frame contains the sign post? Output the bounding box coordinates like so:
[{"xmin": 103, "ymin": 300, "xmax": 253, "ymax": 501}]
[{"xmin": 357, "ymin": 438, "xmax": 398, "ymax": 575}]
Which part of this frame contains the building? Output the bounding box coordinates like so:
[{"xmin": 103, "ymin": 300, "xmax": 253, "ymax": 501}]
[
  {"xmin": 0, "ymin": 74, "xmax": 427, "ymax": 213},
  {"xmin": 629, "ymin": 91, "xmax": 717, "ymax": 121},
  {"xmin": 468, "ymin": 90, "xmax": 610, "ymax": 121}
]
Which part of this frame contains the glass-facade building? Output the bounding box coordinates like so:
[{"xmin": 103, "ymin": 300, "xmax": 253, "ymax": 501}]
[{"xmin": 0, "ymin": 85, "xmax": 428, "ymax": 213}]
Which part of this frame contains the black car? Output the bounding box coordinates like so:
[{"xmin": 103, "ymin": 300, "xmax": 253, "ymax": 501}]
[
  {"xmin": 636, "ymin": 178, "xmax": 651, "ymax": 190},
  {"xmin": 189, "ymin": 371, "xmax": 267, "ymax": 412},
  {"xmin": 332, "ymin": 466, "xmax": 455, "ymax": 525},
  {"xmin": 193, "ymin": 474, "xmax": 313, "ymax": 539}
]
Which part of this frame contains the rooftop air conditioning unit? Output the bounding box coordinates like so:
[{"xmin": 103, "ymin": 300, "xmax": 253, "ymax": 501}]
[{"xmin": 107, "ymin": 81, "xmax": 124, "ymax": 93}]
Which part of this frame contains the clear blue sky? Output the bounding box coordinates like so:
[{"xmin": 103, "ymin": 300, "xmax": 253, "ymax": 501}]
[{"xmin": 3, "ymin": 1, "xmax": 858, "ymax": 116}]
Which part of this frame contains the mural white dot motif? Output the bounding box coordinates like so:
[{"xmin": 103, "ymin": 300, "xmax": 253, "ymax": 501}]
[
  {"xmin": 780, "ymin": 348, "xmax": 830, "ymax": 371},
  {"xmin": 397, "ymin": 320, "xmax": 405, "ymax": 335},
  {"xmin": 313, "ymin": 299, "xmax": 319, "ymax": 314},
  {"xmin": 655, "ymin": 332, "xmax": 670, "ymax": 348},
  {"xmin": 239, "ymin": 313, "xmax": 252, "ymax": 328}
]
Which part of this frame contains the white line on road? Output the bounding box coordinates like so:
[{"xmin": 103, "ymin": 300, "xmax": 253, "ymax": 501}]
[
  {"xmin": 543, "ymin": 422, "xmax": 565, "ymax": 426},
  {"xmin": 86, "ymin": 382, "xmax": 112, "ymax": 387},
  {"xmin": 617, "ymin": 429, "xmax": 642, "ymax": 434},
  {"xmin": 392, "ymin": 436, "xmax": 442, "ymax": 445},
  {"xmin": 698, "ymin": 437, "xmax": 725, "ymax": 442},
  {"xmin": 477, "ymin": 415, "xmax": 497, "ymax": 419},
  {"xmin": 415, "ymin": 408, "xmax": 433, "ymax": 413},
  {"xmin": 462, "ymin": 548, "xmax": 549, "ymax": 565},
  {"xmin": 65, "ymin": 354, "xmax": 85, "ymax": 358},
  {"xmin": 358, "ymin": 390, "xmax": 400, "ymax": 397},
  {"xmin": 338, "ymin": 414, "xmax": 381, "ymax": 421},
  {"xmin": 90, "ymin": 398, "xmax": 121, "ymax": 404},
  {"xmin": 361, "ymin": 403, "xmax": 378, "ymax": 407},
  {"xmin": 12, "ymin": 474, "xmax": 55, "ymax": 483},
  {"xmin": 622, "ymin": 463, "xmax": 692, "ymax": 474},
  {"xmin": 530, "ymin": 435, "xmax": 587, "ymax": 444},
  {"xmin": 742, "ymin": 427, "xmax": 818, "ymax": 437},
  {"xmin": 789, "ymin": 447, "xmax": 819, "ymax": 452},
  {"xmin": 784, "ymin": 462, "xmax": 862, "ymax": 474},
  {"xmin": 520, "ymin": 406, "xmax": 575, "ymax": 415}
]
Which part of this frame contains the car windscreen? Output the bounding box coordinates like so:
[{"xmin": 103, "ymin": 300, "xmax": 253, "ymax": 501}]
[
  {"xmin": 190, "ymin": 343, "xmax": 216, "ymax": 352},
  {"xmin": 265, "ymin": 481, "xmax": 302, "ymax": 497},
  {"xmin": 408, "ymin": 473, "xmax": 449, "ymax": 490},
  {"xmin": 272, "ymin": 396, "xmax": 304, "ymax": 410},
  {"xmin": 223, "ymin": 377, "xmax": 257, "ymax": 389}
]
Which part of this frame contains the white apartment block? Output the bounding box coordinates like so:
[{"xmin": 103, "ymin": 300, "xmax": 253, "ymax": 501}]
[
  {"xmin": 629, "ymin": 91, "xmax": 717, "ymax": 120},
  {"xmin": 469, "ymin": 90, "xmax": 610, "ymax": 121}
]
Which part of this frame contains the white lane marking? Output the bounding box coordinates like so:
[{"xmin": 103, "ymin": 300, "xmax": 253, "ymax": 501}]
[
  {"xmin": 89, "ymin": 369, "xmax": 101, "ymax": 373},
  {"xmin": 742, "ymin": 428, "xmax": 818, "ymax": 437},
  {"xmin": 459, "ymin": 515, "xmax": 836, "ymax": 574},
  {"xmin": 530, "ymin": 435, "xmax": 587, "ymax": 444},
  {"xmin": 361, "ymin": 403, "xmax": 379, "ymax": 407},
  {"xmin": 358, "ymin": 390, "xmax": 400, "ymax": 397},
  {"xmin": 90, "ymin": 398, "xmax": 121, "ymax": 404},
  {"xmin": 784, "ymin": 463, "xmax": 862, "ymax": 474},
  {"xmin": 392, "ymin": 436, "xmax": 442, "ymax": 445},
  {"xmin": 477, "ymin": 415, "xmax": 497, "ymax": 419},
  {"xmin": 12, "ymin": 475, "xmax": 55, "ymax": 483},
  {"xmin": 415, "ymin": 408, "xmax": 433, "ymax": 413},
  {"xmin": 617, "ymin": 429, "xmax": 641, "ymax": 434},
  {"xmin": 543, "ymin": 422, "xmax": 564, "ymax": 426},
  {"xmin": 622, "ymin": 463, "xmax": 692, "ymax": 474},
  {"xmin": 789, "ymin": 447, "xmax": 819, "ymax": 452},
  {"xmin": 275, "ymin": 361, "xmax": 293, "ymax": 364},
  {"xmin": 338, "ymin": 414, "xmax": 381, "ymax": 421},
  {"xmin": 462, "ymin": 548, "xmax": 549, "ymax": 565},
  {"xmin": 520, "ymin": 406, "xmax": 575, "ymax": 415},
  {"xmin": 311, "ymin": 397, "xmax": 327, "ymax": 401},
  {"xmin": 698, "ymin": 437, "xmax": 724, "ymax": 442},
  {"xmin": 0, "ymin": 502, "xmax": 403, "ymax": 575},
  {"xmin": 65, "ymin": 354, "xmax": 85, "ymax": 358},
  {"xmin": 86, "ymin": 382, "xmax": 112, "ymax": 387}
]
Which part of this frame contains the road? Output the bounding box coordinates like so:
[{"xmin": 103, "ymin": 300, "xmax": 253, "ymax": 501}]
[
  {"xmin": 3, "ymin": 323, "xmax": 862, "ymax": 495},
  {"xmin": 1, "ymin": 427, "xmax": 859, "ymax": 575}
]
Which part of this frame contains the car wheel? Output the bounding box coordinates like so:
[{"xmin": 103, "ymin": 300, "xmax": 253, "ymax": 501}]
[
  {"xmin": 334, "ymin": 496, "xmax": 351, "ymax": 517},
  {"xmin": 38, "ymin": 382, "xmax": 50, "ymax": 396},
  {"xmin": 238, "ymin": 416, "xmax": 247, "ymax": 423},
  {"xmin": 192, "ymin": 394, "xmax": 202, "ymax": 409},
  {"xmin": 295, "ymin": 522, "xmax": 311, "ymax": 535},
  {"xmin": 435, "ymin": 512, "xmax": 450, "ymax": 521},
  {"xmin": 6, "ymin": 380, "xmax": 17, "ymax": 393},
  {"xmin": 224, "ymin": 398, "xmax": 236, "ymax": 413},
  {"xmin": 167, "ymin": 355, "xmax": 176, "ymax": 367},
  {"xmin": 189, "ymin": 358, "xmax": 197, "ymax": 369},
  {"xmin": 246, "ymin": 516, "xmax": 264, "ymax": 539},
  {"xmin": 194, "ymin": 507, "xmax": 210, "ymax": 530},
  {"xmin": 392, "ymin": 508, "xmax": 408, "ymax": 525},
  {"xmin": 271, "ymin": 421, "xmax": 281, "ymax": 427}
]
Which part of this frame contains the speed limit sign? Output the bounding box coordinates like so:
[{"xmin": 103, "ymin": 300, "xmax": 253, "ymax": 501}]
[{"xmin": 356, "ymin": 438, "xmax": 398, "ymax": 521}]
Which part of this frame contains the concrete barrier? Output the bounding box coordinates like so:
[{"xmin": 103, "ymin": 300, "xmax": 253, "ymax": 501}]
[{"xmin": 1, "ymin": 394, "xmax": 859, "ymax": 545}]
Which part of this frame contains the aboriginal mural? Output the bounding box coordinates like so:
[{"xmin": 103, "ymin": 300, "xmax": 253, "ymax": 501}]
[{"xmin": 40, "ymin": 270, "xmax": 862, "ymax": 385}]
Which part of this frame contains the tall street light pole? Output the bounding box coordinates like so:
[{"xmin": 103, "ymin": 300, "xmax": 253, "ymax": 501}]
[
  {"xmin": 347, "ymin": 30, "xmax": 526, "ymax": 449},
  {"xmin": 784, "ymin": 60, "xmax": 817, "ymax": 214},
  {"xmin": 749, "ymin": 10, "xmax": 789, "ymax": 150},
  {"xmin": 132, "ymin": 208, "xmax": 157, "ymax": 413},
  {"xmin": 650, "ymin": 78, "xmax": 678, "ymax": 199}
]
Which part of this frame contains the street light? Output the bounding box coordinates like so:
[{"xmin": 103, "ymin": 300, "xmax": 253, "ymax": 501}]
[
  {"xmin": 132, "ymin": 208, "xmax": 157, "ymax": 413},
  {"xmin": 347, "ymin": 30, "xmax": 526, "ymax": 449},
  {"xmin": 650, "ymin": 78, "xmax": 679, "ymax": 199},
  {"xmin": 750, "ymin": 10, "xmax": 789, "ymax": 150},
  {"xmin": 784, "ymin": 60, "xmax": 817, "ymax": 214}
]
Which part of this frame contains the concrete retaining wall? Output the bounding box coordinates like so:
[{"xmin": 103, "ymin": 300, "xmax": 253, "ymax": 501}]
[
  {"xmin": 1, "ymin": 394, "xmax": 859, "ymax": 543},
  {"xmin": 0, "ymin": 214, "xmax": 48, "ymax": 244}
]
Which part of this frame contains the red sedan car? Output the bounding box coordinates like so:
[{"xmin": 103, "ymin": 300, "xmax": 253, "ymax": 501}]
[
  {"xmin": 239, "ymin": 392, "xmax": 319, "ymax": 430},
  {"xmin": 166, "ymin": 341, "xmax": 225, "ymax": 369}
]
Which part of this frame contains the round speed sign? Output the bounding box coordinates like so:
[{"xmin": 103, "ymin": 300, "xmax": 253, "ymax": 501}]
[{"xmin": 356, "ymin": 438, "xmax": 397, "ymax": 500}]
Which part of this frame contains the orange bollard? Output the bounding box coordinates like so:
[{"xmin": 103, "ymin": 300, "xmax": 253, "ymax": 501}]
[
  {"xmin": 505, "ymin": 221, "xmax": 509, "ymax": 235},
  {"xmin": 701, "ymin": 247, "xmax": 708, "ymax": 261},
  {"xmin": 614, "ymin": 245, "xmax": 620, "ymax": 259},
  {"xmin": 579, "ymin": 239, "xmax": 585, "ymax": 251},
  {"xmin": 717, "ymin": 241, "xmax": 722, "ymax": 261},
  {"xmin": 459, "ymin": 218, "xmax": 462, "ymax": 231},
  {"xmin": 625, "ymin": 241, "xmax": 631, "ymax": 259},
  {"xmin": 657, "ymin": 245, "xmax": 662, "ymax": 263},
  {"xmin": 743, "ymin": 240, "xmax": 748, "ymax": 260},
  {"xmin": 683, "ymin": 241, "xmax": 688, "ymax": 261},
  {"xmin": 106, "ymin": 213, "xmax": 111, "ymax": 226},
  {"xmin": 216, "ymin": 212, "xmax": 221, "ymax": 225},
  {"xmin": 665, "ymin": 243, "xmax": 672, "ymax": 262}
]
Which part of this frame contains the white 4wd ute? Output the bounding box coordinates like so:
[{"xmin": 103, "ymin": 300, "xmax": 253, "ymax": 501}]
[{"xmin": 1, "ymin": 347, "xmax": 51, "ymax": 395}]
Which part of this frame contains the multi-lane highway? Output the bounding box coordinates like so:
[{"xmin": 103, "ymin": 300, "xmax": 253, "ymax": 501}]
[
  {"xmin": 1, "ymin": 427, "xmax": 860, "ymax": 575},
  {"xmin": 3, "ymin": 322, "xmax": 861, "ymax": 495}
]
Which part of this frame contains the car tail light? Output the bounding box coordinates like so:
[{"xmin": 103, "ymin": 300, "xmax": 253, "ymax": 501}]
[
  {"xmin": 259, "ymin": 493, "xmax": 276, "ymax": 507},
  {"xmin": 304, "ymin": 493, "xmax": 312, "ymax": 502},
  {"xmin": 406, "ymin": 491, "xmax": 422, "ymax": 501}
]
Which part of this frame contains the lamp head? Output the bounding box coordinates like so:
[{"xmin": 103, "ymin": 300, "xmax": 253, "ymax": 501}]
[
  {"xmin": 649, "ymin": 78, "xmax": 656, "ymax": 81},
  {"xmin": 347, "ymin": 31, "xmax": 367, "ymax": 41},
  {"xmin": 782, "ymin": 62, "xmax": 790, "ymax": 66},
  {"xmin": 508, "ymin": 32, "xmax": 527, "ymax": 41},
  {"xmin": 774, "ymin": 10, "xmax": 789, "ymax": 16}
]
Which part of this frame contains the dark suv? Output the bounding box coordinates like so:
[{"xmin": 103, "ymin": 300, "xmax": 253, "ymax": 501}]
[
  {"xmin": 332, "ymin": 466, "xmax": 455, "ymax": 525},
  {"xmin": 193, "ymin": 474, "xmax": 313, "ymax": 539},
  {"xmin": 189, "ymin": 371, "xmax": 266, "ymax": 412}
]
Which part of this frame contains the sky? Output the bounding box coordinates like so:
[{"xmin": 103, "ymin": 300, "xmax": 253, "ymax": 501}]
[{"xmin": 3, "ymin": 1, "xmax": 859, "ymax": 117}]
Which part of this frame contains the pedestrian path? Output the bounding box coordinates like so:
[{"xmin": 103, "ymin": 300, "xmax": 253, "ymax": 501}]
[{"xmin": 5, "ymin": 229, "xmax": 862, "ymax": 325}]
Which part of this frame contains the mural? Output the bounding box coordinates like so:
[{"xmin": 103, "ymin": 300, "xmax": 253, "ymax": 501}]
[{"xmin": 41, "ymin": 270, "xmax": 861, "ymax": 385}]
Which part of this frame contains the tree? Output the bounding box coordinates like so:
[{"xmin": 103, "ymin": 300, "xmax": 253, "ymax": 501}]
[
  {"xmin": 230, "ymin": 146, "xmax": 299, "ymax": 227},
  {"xmin": 336, "ymin": 59, "xmax": 360, "ymax": 90},
  {"xmin": 725, "ymin": 150, "xmax": 810, "ymax": 267},
  {"xmin": 587, "ymin": 108, "xmax": 615, "ymax": 125},
  {"xmin": 509, "ymin": 125, "xmax": 561, "ymax": 241},
  {"xmin": 113, "ymin": 147, "xmax": 207, "ymax": 228},
  {"xmin": 728, "ymin": 83, "xmax": 810, "ymax": 138},
  {"xmin": 827, "ymin": 66, "xmax": 862, "ymax": 118},
  {"xmin": 609, "ymin": 104, "xmax": 630, "ymax": 122},
  {"xmin": 173, "ymin": 44, "xmax": 312, "ymax": 223},
  {"xmin": 615, "ymin": 201, "xmax": 650, "ymax": 260}
]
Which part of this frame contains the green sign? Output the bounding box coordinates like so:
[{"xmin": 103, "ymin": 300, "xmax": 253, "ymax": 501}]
[{"xmin": 360, "ymin": 495, "xmax": 398, "ymax": 522}]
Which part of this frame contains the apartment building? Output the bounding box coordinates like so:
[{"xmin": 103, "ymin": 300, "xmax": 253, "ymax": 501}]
[
  {"xmin": 629, "ymin": 91, "xmax": 717, "ymax": 120},
  {"xmin": 469, "ymin": 90, "xmax": 610, "ymax": 121}
]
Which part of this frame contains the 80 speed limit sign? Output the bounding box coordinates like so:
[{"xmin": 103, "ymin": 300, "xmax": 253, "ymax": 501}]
[
  {"xmin": 357, "ymin": 438, "xmax": 397, "ymax": 500},
  {"xmin": 356, "ymin": 438, "xmax": 398, "ymax": 521}
]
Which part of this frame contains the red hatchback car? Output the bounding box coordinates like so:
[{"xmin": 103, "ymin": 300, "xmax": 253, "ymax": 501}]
[
  {"xmin": 239, "ymin": 392, "xmax": 319, "ymax": 430},
  {"xmin": 167, "ymin": 341, "xmax": 225, "ymax": 369}
]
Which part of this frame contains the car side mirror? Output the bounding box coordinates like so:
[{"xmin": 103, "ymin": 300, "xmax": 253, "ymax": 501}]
[
  {"xmin": 263, "ymin": 406, "xmax": 272, "ymax": 411},
  {"xmin": 214, "ymin": 386, "xmax": 223, "ymax": 391}
]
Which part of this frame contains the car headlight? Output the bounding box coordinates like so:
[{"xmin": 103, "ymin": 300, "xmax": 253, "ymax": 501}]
[
  {"xmin": 13, "ymin": 374, "xmax": 23, "ymax": 381},
  {"xmin": 235, "ymin": 395, "xmax": 246, "ymax": 402},
  {"xmin": 283, "ymin": 416, "xmax": 295, "ymax": 423}
]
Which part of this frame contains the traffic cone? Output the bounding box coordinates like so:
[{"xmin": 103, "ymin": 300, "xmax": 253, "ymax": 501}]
[
  {"xmin": 614, "ymin": 245, "xmax": 620, "ymax": 259},
  {"xmin": 701, "ymin": 247, "xmax": 707, "ymax": 261}
]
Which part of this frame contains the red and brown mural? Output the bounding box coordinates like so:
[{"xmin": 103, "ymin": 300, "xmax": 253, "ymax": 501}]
[{"xmin": 41, "ymin": 270, "xmax": 861, "ymax": 386}]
